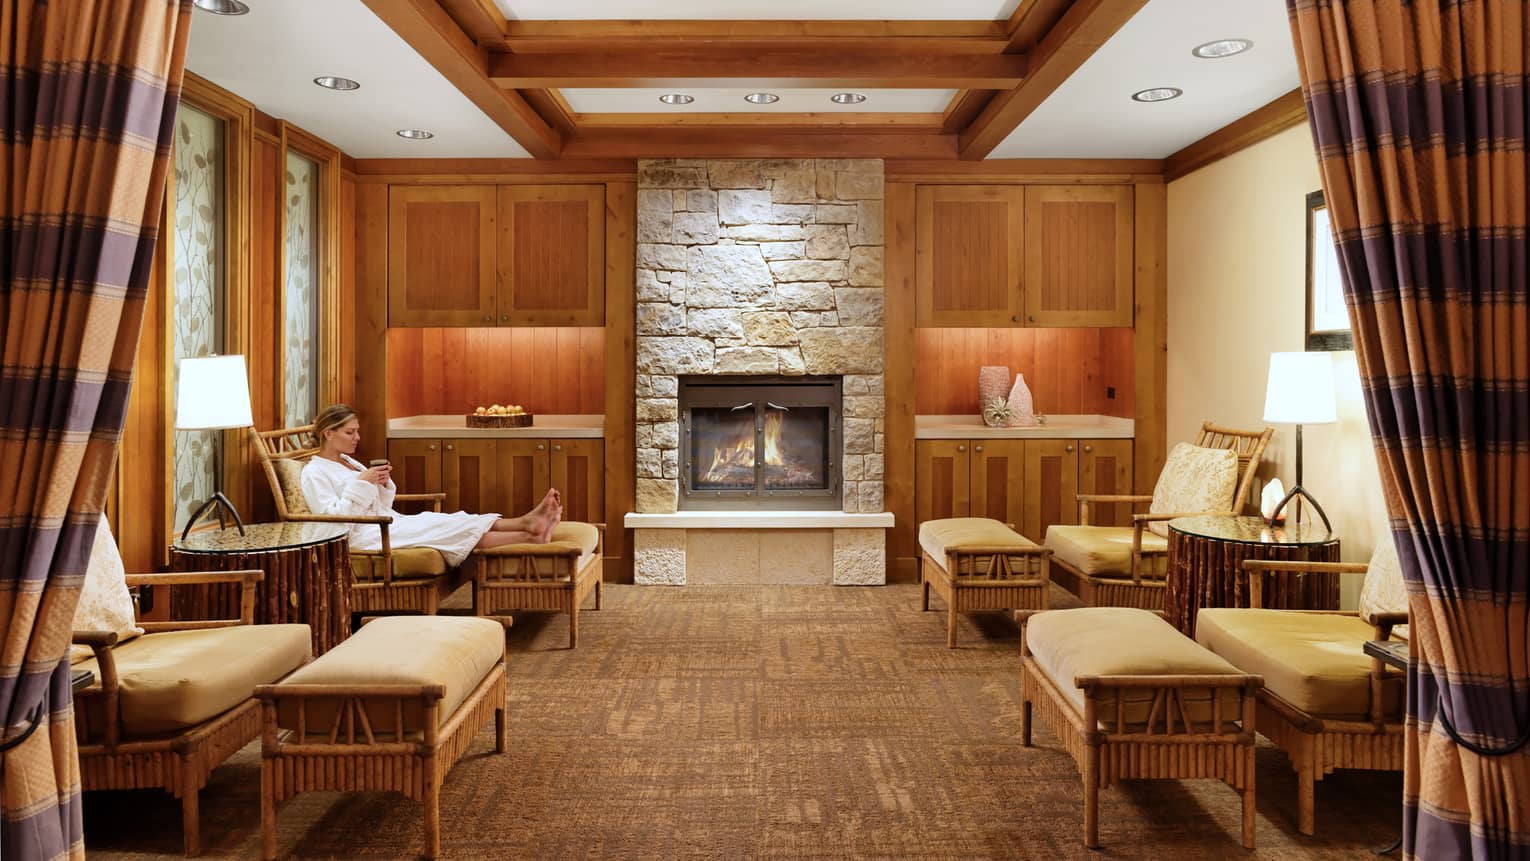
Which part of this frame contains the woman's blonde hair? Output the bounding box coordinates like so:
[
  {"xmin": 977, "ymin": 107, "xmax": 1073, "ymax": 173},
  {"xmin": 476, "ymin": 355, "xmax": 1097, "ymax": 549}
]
[{"xmin": 312, "ymin": 403, "xmax": 359, "ymax": 445}]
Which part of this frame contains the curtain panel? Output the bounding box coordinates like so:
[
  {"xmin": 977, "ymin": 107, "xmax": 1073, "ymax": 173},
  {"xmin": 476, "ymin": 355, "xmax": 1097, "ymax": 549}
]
[
  {"xmin": 1286, "ymin": 1, "xmax": 1530, "ymax": 858},
  {"xmin": 0, "ymin": 2, "xmax": 191, "ymax": 859}
]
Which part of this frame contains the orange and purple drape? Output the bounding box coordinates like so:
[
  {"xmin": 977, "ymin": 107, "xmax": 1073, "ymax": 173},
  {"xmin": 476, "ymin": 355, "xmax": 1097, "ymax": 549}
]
[
  {"xmin": 0, "ymin": 2, "xmax": 190, "ymax": 859},
  {"xmin": 1288, "ymin": 1, "xmax": 1530, "ymax": 857}
]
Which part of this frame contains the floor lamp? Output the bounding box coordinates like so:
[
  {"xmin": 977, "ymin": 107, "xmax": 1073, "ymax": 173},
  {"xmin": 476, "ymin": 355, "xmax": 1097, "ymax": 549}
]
[
  {"xmin": 1262, "ymin": 351, "xmax": 1337, "ymax": 531},
  {"xmin": 176, "ymin": 354, "xmax": 254, "ymax": 542}
]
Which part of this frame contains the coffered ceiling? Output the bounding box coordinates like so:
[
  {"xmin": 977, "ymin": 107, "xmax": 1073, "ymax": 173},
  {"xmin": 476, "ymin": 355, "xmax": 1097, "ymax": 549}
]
[{"xmin": 184, "ymin": 0, "xmax": 1300, "ymax": 161}]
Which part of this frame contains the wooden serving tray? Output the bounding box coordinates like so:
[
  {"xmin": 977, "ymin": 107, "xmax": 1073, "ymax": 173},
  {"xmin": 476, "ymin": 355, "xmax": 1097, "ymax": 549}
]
[{"xmin": 466, "ymin": 413, "xmax": 533, "ymax": 428}]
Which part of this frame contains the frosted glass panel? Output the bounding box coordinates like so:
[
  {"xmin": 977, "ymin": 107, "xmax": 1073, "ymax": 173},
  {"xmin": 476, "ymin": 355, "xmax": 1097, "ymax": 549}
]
[
  {"xmin": 171, "ymin": 105, "xmax": 225, "ymax": 533},
  {"xmin": 284, "ymin": 151, "xmax": 320, "ymax": 427}
]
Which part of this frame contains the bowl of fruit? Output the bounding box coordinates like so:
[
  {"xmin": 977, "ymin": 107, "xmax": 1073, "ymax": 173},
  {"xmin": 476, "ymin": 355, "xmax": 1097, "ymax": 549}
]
[{"xmin": 466, "ymin": 403, "xmax": 532, "ymax": 428}]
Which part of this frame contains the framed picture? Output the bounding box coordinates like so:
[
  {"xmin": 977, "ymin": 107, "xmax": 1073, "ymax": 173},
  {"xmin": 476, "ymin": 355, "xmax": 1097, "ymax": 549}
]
[{"xmin": 1305, "ymin": 189, "xmax": 1353, "ymax": 351}]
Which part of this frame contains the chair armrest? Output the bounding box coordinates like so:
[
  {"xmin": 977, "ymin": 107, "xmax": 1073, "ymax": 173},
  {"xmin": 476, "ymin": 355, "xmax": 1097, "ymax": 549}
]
[
  {"xmin": 1237, "ymin": 560, "xmax": 1367, "ymax": 610},
  {"xmin": 71, "ymin": 631, "xmax": 123, "ymax": 746},
  {"xmin": 395, "ymin": 492, "xmax": 445, "ymax": 513},
  {"xmin": 1077, "ymin": 494, "xmax": 1152, "ymax": 525},
  {"xmin": 285, "ymin": 513, "xmax": 392, "ymax": 525},
  {"xmin": 1370, "ymin": 611, "xmax": 1409, "ymax": 642},
  {"xmin": 71, "ymin": 630, "xmax": 120, "ymax": 649},
  {"xmin": 126, "ymin": 569, "xmax": 263, "ymax": 627},
  {"xmin": 1131, "ymin": 510, "xmax": 1230, "ymax": 523}
]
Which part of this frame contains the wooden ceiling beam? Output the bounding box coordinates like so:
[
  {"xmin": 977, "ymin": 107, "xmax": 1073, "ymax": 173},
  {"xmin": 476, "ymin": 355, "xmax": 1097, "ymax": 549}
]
[
  {"xmin": 362, "ymin": 0, "xmax": 561, "ymax": 158},
  {"xmin": 561, "ymin": 129, "xmax": 958, "ymax": 159},
  {"xmin": 941, "ymin": 89, "xmax": 996, "ymax": 133},
  {"xmin": 575, "ymin": 112, "xmax": 947, "ymax": 134},
  {"xmin": 487, "ymin": 50, "xmax": 1027, "ymax": 90},
  {"xmin": 503, "ymin": 19, "xmax": 1007, "ymax": 42},
  {"xmin": 959, "ymin": 0, "xmax": 1148, "ymax": 160},
  {"xmin": 438, "ymin": 0, "xmax": 506, "ymax": 46},
  {"xmin": 1163, "ymin": 89, "xmax": 1307, "ymax": 181},
  {"xmin": 1004, "ymin": 0, "xmax": 1077, "ymax": 52}
]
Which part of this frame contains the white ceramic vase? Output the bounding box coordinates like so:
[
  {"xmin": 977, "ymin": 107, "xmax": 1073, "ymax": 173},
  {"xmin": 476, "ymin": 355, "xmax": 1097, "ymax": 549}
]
[{"xmin": 1006, "ymin": 373, "xmax": 1036, "ymax": 427}]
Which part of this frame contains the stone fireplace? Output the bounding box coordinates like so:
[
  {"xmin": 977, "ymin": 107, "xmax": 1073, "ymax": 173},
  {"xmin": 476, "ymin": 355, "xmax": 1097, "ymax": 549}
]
[{"xmin": 626, "ymin": 158, "xmax": 890, "ymax": 585}]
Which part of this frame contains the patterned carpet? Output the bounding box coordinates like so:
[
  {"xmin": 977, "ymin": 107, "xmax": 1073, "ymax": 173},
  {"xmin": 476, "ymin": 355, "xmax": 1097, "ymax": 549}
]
[{"xmin": 85, "ymin": 584, "xmax": 1401, "ymax": 859}]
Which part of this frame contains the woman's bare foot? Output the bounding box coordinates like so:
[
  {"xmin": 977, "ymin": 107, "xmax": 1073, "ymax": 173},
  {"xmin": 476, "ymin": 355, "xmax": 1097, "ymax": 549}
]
[
  {"xmin": 529, "ymin": 487, "xmax": 560, "ymax": 517},
  {"xmin": 523, "ymin": 499, "xmax": 561, "ymax": 543},
  {"xmin": 536, "ymin": 504, "xmax": 562, "ymax": 543}
]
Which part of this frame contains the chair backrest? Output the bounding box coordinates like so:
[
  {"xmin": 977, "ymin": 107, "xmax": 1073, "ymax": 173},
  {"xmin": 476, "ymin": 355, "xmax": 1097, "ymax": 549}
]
[
  {"xmin": 250, "ymin": 425, "xmax": 320, "ymax": 519},
  {"xmin": 1190, "ymin": 421, "xmax": 1274, "ymax": 514}
]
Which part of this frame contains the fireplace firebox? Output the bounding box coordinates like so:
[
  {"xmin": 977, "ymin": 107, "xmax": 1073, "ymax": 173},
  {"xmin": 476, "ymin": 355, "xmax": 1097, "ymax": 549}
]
[{"xmin": 678, "ymin": 376, "xmax": 842, "ymax": 510}]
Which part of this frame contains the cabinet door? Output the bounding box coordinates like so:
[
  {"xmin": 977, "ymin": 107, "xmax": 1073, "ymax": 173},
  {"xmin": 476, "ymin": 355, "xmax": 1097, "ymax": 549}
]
[
  {"xmin": 1022, "ymin": 440, "xmax": 1079, "ymax": 542},
  {"xmin": 1078, "ymin": 440, "xmax": 1135, "ymax": 527},
  {"xmin": 970, "ymin": 440, "xmax": 1025, "ymax": 529},
  {"xmin": 498, "ymin": 185, "xmax": 605, "ymax": 326},
  {"xmin": 916, "ymin": 186, "xmax": 1025, "ymax": 327},
  {"xmin": 1023, "ymin": 185, "xmax": 1134, "ymax": 327},
  {"xmin": 550, "ymin": 439, "xmax": 604, "ymax": 525},
  {"xmin": 915, "ymin": 440, "xmax": 971, "ymax": 524},
  {"xmin": 442, "ymin": 439, "xmax": 499, "ymax": 515},
  {"xmin": 387, "ymin": 439, "xmax": 443, "ymax": 511},
  {"xmin": 387, "ymin": 186, "xmax": 498, "ymax": 327},
  {"xmin": 496, "ymin": 439, "xmax": 551, "ymax": 519}
]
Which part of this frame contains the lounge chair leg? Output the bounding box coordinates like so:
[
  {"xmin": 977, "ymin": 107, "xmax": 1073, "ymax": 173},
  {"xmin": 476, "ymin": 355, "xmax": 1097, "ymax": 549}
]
[
  {"xmin": 424, "ymin": 769, "xmax": 441, "ymax": 860},
  {"xmin": 181, "ymin": 780, "xmax": 200, "ymax": 856},
  {"xmin": 1242, "ymin": 782, "xmax": 1257, "ymax": 849},
  {"xmin": 947, "ymin": 601, "xmax": 958, "ymax": 648},
  {"xmin": 1083, "ymin": 744, "xmax": 1100, "ymax": 849},
  {"xmin": 1297, "ymin": 735, "xmax": 1316, "ymax": 836},
  {"xmin": 569, "ymin": 605, "xmax": 579, "ymax": 649},
  {"xmin": 261, "ymin": 761, "xmax": 277, "ymax": 861},
  {"xmin": 594, "ymin": 577, "xmax": 603, "ymax": 610},
  {"xmin": 495, "ymin": 703, "xmax": 507, "ymax": 753},
  {"xmin": 921, "ymin": 577, "xmax": 930, "ymax": 611},
  {"xmin": 1020, "ymin": 686, "xmax": 1033, "ymax": 747}
]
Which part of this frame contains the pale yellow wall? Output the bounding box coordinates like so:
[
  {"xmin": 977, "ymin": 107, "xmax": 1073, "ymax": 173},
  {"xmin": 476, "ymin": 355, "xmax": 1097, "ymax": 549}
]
[{"xmin": 1167, "ymin": 124, "xmax": 1388, "ymax": 606}]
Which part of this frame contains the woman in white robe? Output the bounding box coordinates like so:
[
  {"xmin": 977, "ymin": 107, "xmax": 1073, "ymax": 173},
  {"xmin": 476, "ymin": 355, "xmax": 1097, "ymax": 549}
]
[{"xmin": 300, "ymin": 404, "xmax": 560, "ymax": 565}]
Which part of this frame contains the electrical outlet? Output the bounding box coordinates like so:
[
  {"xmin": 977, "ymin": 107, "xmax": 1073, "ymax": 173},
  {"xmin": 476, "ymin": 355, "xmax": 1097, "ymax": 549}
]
[{"xmin": 1106, "ymin": 386, "xmax": 1116, "ymax": 399}]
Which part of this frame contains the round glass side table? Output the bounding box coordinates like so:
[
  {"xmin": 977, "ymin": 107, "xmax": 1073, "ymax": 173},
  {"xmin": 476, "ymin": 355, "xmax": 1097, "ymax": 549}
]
[{"xmin": 1164, "ymin": 515, "xmax": 1340, "ymax": 635}]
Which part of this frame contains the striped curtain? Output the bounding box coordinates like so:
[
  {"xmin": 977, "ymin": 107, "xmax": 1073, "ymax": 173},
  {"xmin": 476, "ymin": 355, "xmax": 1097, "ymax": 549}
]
[
  {"xmin": 0, "ymin": 2, "xmax": 190, "ymax": 859},
  {"xmin": 1286, "ymin": 1, "xmax": 1530, "ymax": 858}
]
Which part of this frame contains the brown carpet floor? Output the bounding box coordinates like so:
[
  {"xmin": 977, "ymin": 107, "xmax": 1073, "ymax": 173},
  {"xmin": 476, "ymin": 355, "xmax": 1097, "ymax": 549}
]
[{"xmin": 85, "ymin": 584, "xmax": 1400, "ymax": 859}]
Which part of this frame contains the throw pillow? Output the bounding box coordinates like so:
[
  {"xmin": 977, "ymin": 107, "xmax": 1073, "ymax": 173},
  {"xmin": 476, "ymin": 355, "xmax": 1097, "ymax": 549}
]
[
  {"xmin": 70, "ymin": 516, "xmax": 143, "ymax": 662},
  {"xmin": 1359, "ymin": 538, "xmax": 1409, "ymax": 626},
  {"xmin": 1147, "ymin": 442, "xmax": 1239, "ymax": 538},
  {"xmin": 272, "ymin": 458, "xmax": 312, "ymax": 515}
]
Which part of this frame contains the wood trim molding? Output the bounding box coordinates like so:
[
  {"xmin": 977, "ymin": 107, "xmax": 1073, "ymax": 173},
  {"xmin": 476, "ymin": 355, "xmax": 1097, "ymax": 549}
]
[
  {"xmin": 602, "ymin": 181, "xmax": 637, "ymax": 582},
  {"xmin": 503, "ymin": 19, "xmax": 1008, "ymax": 53},
  {"xmin": 1004, "ymin": 0, "xmax": 1075, "ymax": 52},
  {"xmin": 486, "ymin": 50, "xmax": 1028, "ymax": 90},
  {"xmin": 361, "ymin": 0, "xmax": 561, "ymax": 158},
  {"xmin": 561, "ymin": 130, "xmax": 958, "ymax": 159},
  {"xmin": 1132, "ymin": 180, "xmax": 1168, "ymax": 497},
  {"xmin": 959, "ymin": 0, "xmax": 1149, "ymax": 159},
  {"xmin": 439, "ymin": 0, "xmax": 506, "ymax": 45},
  {"xmin": 574, "ymin": 112, "xmax": 946, "ymax": 132},
  {"xmin": 885, "ymin": 158, "xmax": 1164, "ymax": 182},
  {"xmin": 1163, "ymin": 88, "xmax": 1307, "ymax": 181},
  {"xmin": 352, "ymin": 157, "xmax": 637, "ymax": 177},
  {"xmin": 276, "ymin": 121, "xmax": 345, "ymax": 424},
  {"xmin": 883, "ymin": 181, "xmax": 918, "ymax": 583}
]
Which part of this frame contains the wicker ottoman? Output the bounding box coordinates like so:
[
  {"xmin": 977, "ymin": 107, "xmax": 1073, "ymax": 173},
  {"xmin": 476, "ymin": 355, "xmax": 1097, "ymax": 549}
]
[
  {"xmin": 256, "ymin": 616, "xmax": 507, "ymax": 859},
  {"xmin": 918, "ymin": 517, "xmax": 1051, "ymax": 647},
  {"xmin": 1020, "ymin": 607, "xmax": 1262, "ymax": 849}
]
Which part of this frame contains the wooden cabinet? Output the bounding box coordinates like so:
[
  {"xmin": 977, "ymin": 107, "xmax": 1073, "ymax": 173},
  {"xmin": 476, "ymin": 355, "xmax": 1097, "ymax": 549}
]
[
  {"xmin": 390, "ymin": 436, "xmax": 601, "ymax": 526},
  {"xmin": 917, "ymin": 436, "xmax": 1133, "ymax": 543},
  {"xmin": 387, "ymin": 184, "xmax": 605, "ymax": 327},
  {"xmin": 387, "ymin": 186, "xmax": 498, "ymax": 327},
  {"xmin": 916, "ymin": 186, "xmax": 1026, "ymax": 327},
  {"xmin": 1023, "ymin": 185, "xmax": 1134, "ymax": 327},
  {"xmin": 496, "ymin": 440, "xmax": 551, "ymax": 519},
  {"xmin": 497, "ymin": 186, "xmax": 605, "ymax": 326},
  {"xmin": 442, "ymin": 439, "xmax": 499, "ymax": 515},
  {"xmin": 550, "ymin": 439, "xmax": 604, "ymax": 525},
  {"xmin": 387, "ymin": 438, "xmax": 444, "ymax": 511}
]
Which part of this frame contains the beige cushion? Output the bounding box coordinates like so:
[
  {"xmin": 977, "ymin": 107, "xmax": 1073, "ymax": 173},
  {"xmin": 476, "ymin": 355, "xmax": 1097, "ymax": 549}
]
[
  {"xmin": 351, "ymin": 546, "xmax": 449, "ymax": 582},
  {"xmin": 1358, "ymin": 539, "xmax": 1408, "ymax": 626},
  {"xmin": 1195, "ymin": 609, "xmax": 1402, "ymax": 721},
  {"xmin": 271, "ymin": 458, "xmax": 312, "ymax": 515},
  {"xmin": 478, "ymin": 521, "xmax": 602, "ymax": 579},
  {"xmin": 71, "ymin": 516, "xmax": 144, "ymax": 664},
  {"xmin": 1044, "ymin": 525, "xmax": 1168, "ymax": 577},
  {"xmin": 76, "ymin": 624, "xmax": 311, "ymax": 738},
  {"xmin": 1027, "ymin": 608, "xmax": 1245, "ymax": 727},
  {"xmin": 275, "ymin": 616, "xmax": 503, "ymax": 734},
  {"xmin": 1147, "ymin": 442, "xmax": 1239, "ymax": 537},
  {"xmin": 918, "ymin": 518, "xmax": 1033, "ymax": 573}
]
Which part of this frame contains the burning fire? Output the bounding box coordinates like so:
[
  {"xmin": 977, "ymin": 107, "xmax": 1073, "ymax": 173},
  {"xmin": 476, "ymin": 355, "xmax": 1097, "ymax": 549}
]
[{"xmin": 700, "ymin": 411, "xmax": 819, "ymax": 487}]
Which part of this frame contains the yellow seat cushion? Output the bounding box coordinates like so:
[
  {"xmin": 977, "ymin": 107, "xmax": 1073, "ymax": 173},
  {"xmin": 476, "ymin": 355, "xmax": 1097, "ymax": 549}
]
[
  {"xmin": 1027, "ymin": 608, "xmax": 1245, "ymax": 727},
  {"xmin": 477, "ymin": 521, "xmax": 601, "ymax": 580},
  {"xmin": 351, "ymin": 546, "xmax": 449, "ymax": 582},
  {"xmin": 1195, "ymin": 609, "xmax": 1402, "ymax": 721},
  {"xmin": 1044, "ymin": 525, "xmax": 1168, "ymax": 577},
  {"xmin": 274, "ymin": 616, "xmax": 504, "ymax": 734},
  {"xmin": 76, "ymin": 624, "xmax": 311, "ymax": 738},
  {"xmin": 918, "ymin": 518, "xmax": 1034, "ymax": 573}
]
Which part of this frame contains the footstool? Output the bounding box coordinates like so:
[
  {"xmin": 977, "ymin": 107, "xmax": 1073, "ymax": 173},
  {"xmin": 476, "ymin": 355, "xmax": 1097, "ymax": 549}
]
[
  {"xmin": 256, "ymin": 616, "xmax": 507, "ymax": 859},
  {"xmin": 473, "ymin": 521, "xmax": 604, "ymax": 648},
  {"xmin": 1020, "ymin": 607, "xmax": 1262, "ymax": 849},
  {"xmin": 918, "ymin": 517, "xmax": 1052, "ymax": 647}
]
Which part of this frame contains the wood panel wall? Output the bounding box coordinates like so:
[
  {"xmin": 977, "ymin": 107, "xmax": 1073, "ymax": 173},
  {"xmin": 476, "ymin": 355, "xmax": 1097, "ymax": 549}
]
[
  {"xmin": 913, "ymin": 327, "xmax": 1134, "ymax": 418},
  {"xmin": 385, "ymin": 326, "xmax": 605, "ymax": 417}
]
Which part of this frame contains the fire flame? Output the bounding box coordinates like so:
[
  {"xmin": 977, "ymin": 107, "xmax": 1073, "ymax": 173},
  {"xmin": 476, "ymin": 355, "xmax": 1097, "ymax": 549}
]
[{"xmin": 702, "ymin": 411, "xmax": 786, "ymax": 483}]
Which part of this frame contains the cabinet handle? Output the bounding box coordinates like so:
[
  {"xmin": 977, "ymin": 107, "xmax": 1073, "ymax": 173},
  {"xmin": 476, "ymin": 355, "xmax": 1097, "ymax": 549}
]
[
  {"xmin": 1084, "ymin": 445, "xmax": 1092, "ymax": 453},
  {"xmin": 1065, "ymin": 444, "xmax": 1075, "ymax": 453},
  {"xmin": 536, "ymin": 443, "xmax": 546, "ymax": 451},
  {"xmin": 1011, "ymin": 315, "xmax": 1019, "ymax": 323},
  {"xmin": 956, "ymin": 444, "xmax": 966, "ymax": 452},
  {"xmin": 553, "ymin": 444, "xmax": 562, "ymax": 451},
  {"xmin": 974, "ymin": 444, "xmax": 983, "ymax": 453},
  {"xmin": 482, "ymin": 315, "xmax": 491, "ymax": 322},
  {"xmin": 427, "ymin": 444, "xmax": 436, "ymax": 451},
  {"xmin": 445, "ymin": 444, "xmax": 454, "ymax": 452},
  {"xmin": 500, "ymin": 314, "xmax": 508, "ymax": 322}
]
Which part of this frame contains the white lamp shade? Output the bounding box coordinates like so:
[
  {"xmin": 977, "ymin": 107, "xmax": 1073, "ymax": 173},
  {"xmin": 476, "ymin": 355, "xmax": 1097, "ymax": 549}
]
[
  {"xmin": 1263, "ymin": 351, "xmax": 1337, "ymax": 425},
  {"xmin": 175, "ymin": 354, "xmax": 253, "ymax": 430}
]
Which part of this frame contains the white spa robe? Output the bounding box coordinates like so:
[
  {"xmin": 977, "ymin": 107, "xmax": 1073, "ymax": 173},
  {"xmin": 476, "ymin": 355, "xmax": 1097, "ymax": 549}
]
[{"xmin": 300, "ymin": 454, "xmax": 499, "ymax": 566}]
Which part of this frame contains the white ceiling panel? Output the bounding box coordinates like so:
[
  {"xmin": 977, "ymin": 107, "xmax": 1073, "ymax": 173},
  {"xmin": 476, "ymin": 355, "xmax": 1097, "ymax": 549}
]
[
  {"xmin": 990, "ymin": 0, "xmax": 1299, "ymax": 159},
  {"xmin": 494, "ymin": 0, "xmax": 1019, "ymax": 21},
  {"xmin": 185, "ymin": 0, "xmax": 531, "ymax": 158},
  {"xmin": 562, "ymin": 88, "xmax": 958, "ymax": 114}
]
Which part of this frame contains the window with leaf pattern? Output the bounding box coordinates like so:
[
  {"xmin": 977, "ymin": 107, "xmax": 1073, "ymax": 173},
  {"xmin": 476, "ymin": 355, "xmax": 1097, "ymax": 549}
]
[{"xmin": 284, "ymin": 150, "xmax": 320, "ymax": 427}]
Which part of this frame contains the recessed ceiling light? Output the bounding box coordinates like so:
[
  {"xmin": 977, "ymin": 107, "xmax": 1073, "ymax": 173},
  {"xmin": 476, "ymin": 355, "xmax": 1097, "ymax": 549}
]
[
  {"xmin": 1131, "ymin": 87, "xmax": 1183, "ymax": 103},
  {"xmin": 395, "ymin": 129, "xmax": 434, "ymax": 140},
  {"xmin": 658, "ymin": 93, "xmax": 695, "ymax": 105},
  {"xmin": 830, "ymin": 92, "xmax": 867, "ymax": 105},
  {"xmin": 1192, "ymin": 38, "xmax": 1254, "ymax": 59},
  {"xmin": 744, "ymin": 92, "xmax": 780, "ymax": 105},
  {"xmin": 313, "ymin": 76, "xmax": 360, "ymax": 91},
  {"xmin": 192, "ymin": 0, "xmax": 249, "ymax": 13}
]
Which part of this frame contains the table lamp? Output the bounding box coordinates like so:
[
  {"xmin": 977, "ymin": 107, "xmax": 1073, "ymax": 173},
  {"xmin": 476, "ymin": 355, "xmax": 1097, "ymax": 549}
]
[
  {"xmin": 1262, "ymin": 351, "xmax": 1336, "ymax": 530},
  {"xmin": 176, "ymin": 354, "xmax": 253, "ymax": 541}
]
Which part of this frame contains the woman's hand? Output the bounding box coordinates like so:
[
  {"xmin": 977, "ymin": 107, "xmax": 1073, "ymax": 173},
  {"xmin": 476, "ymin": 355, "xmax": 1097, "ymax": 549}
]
[{"xmin": 359, "ymin": 464, "xmax": 392, "ymax": 486}]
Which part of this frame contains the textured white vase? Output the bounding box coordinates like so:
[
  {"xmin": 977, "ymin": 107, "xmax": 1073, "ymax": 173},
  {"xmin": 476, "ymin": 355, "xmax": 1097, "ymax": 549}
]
[
  {"xmin": 1261, "ymin": 478, "xmax": 1287, "ymax": 522},
  {"xmin": 977, "ymin": 365, "xmax": 1010, "ymax": 409},
  {"xmin": 1006, "ymin": 373, "xmax": 1035, "ymax": 427}
]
